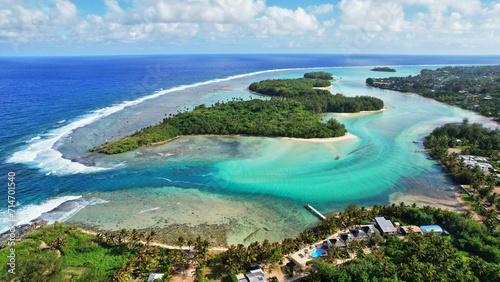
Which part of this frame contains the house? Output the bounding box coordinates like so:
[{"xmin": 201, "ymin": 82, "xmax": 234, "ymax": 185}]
[
  {"xmin": 350, "ymin": 229, "xmax": 369, "ymax": 242},
  {"xmin": 400, "ymin": 226, "xmax": 422, "ymax": 235},
  {"xmin": 375, "ymin": 217, "xmax": 397, "ymax": 235},
  {"xmin": 360, "ymin": 225, "xmax": 380, "ymax": 237},
  {"xmin": 339, "ymin": 232, "xmax": 356, "ymax": 243},
  {"xmin": 326, "ymin": 237, "xmax": 346, "ymax": 249},
  {"xmin": 245, "ymin": 269, "xmax": 267, "ymax": 282},
  {"xmin": 147, "ymin": 273, "xmax": 164, "ymax": 282},
  {"xmin": 478, "ymin": 162, "xmax": 492, "ymax": 173},
  {"xmin": 420, "ymin": 225, "xmax": 443, "ymax": 234}
]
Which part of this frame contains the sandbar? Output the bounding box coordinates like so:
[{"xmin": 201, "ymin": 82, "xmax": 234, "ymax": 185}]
[
  {"xmin": 278, "ymin": 132, "xmax": 358, "ymax": 143},
  {"xmin": 335, "ymin": 106, "xmax": 388, "ymax": 118}
]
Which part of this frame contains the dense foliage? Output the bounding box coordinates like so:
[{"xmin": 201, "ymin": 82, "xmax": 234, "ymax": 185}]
[
  {"xmin": 93, "ymin": 98, "xmax": 347, "ymax": 154},
  {"xmin": 2, "ymin": 204, "xmax": 499, "ymax": 281},
  {"xmin": 367, "ymin": 65, "xmax": 500, "ymax": 119},
  {"xmin": 370, "ymin": 67, "xmax": 396, "ymax": 72},
  {"xmin": 423, "ymin": 122, "xmax": 500, "ymax": 219},
  {"xmin": 304, "ymin": 71, "xmax": 334, "ymax": 80},
  {"xmin": 424, "ymin": 122, "xmax": 500, "ymax": 156},
  {"xmin": 249, "ymin": 79, "xmax": 384, "ymax": 113}
]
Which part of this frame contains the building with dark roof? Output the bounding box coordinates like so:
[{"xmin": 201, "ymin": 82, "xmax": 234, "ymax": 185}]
[
  {"xmin": 350, "ymin": 229, "xmax": 369, "ymax": 242},
  {"xmin": 326, "ymin": 237, "xmax": 346, "ymax": 249},
  {"xmin": 360, "ymin": 225, "xmax": 380, "ymax": 237},
  {"xmin": 339, "ymin": 232, "xmax": 355, "ymax": 243}
]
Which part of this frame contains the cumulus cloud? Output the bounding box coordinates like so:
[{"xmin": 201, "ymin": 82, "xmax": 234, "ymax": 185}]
[
  {"xmin": 0, "ymin": 0, "xmax": 78, "ymax": 41},
  {"xmin": 306, "ymin": 4, "xmax": 334, "ymax": 15},
  {"xmin": 480, "ymin": 3, "xmax": 500, "ymax": 30},
  {"xmin": 338, "ymin": 0, "xmax": 408, "ymax": 32},
  {"xmin": 250, "ymin": 7, "xmax": 322, "ymax": 36},
  {"xmin": 0, "ymin": 0, "xmax": 498, "ymax": 54}
]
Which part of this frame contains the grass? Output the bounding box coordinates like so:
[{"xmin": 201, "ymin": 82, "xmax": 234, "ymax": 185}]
[
  {"xmin": 0, "ymin": 223, "xmax": 130, "ymax": 281},
  {"xmin": 462, "ymin": 194, "xmax": 473, "ymax": 205}
]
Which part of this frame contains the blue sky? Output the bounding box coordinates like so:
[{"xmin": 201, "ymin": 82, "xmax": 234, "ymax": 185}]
[{"xmin": 1, "ymin": 0, "xmax": 499, "ymax": 56}]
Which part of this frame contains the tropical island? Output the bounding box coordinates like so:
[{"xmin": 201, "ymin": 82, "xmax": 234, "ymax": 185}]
[
  {"xmin": 92, "ymin": 72, "xmax": 383, "ymax": 154},
  {"xmin": 366, "ymin": 65, "xmax": 500, "ymax": 119},
  {"xmin": 370, "ymin": 67, "xmax": 396, "ymax": 72},
  {"xmin": 303, "ymin": 71, "xmax": 334, "ymax": 80}
]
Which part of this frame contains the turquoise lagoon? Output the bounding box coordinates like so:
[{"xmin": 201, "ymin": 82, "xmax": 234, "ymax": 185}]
[{"xmin": 35, "ymin": 66, "xmax": 499, "ymax": 245}]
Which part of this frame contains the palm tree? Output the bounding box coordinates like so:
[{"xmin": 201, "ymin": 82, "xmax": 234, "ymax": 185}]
[
  {"xmin": 146, "ymin": 231, "xmax": 156, "ymax": 246},
  {"xmin": 177, "ymin": 236, "xmax": 185, "ymax": 249},
  {"xmin": 118, "ymin": 228, "xmax": 128, "ymax": 245}
]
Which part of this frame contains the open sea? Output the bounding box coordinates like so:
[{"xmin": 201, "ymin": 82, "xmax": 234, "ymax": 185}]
[{"xmin": 1, "ymin": 54, "xmax": 500, "ymax": 245}]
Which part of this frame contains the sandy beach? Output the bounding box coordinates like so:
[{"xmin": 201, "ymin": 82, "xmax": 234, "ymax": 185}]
[
  {"xmin": 278, "ymin": 132, "xmax": 358, "ymax": 143},
  {"xmin": 335, "ymin": 106, "xmax": 388, "ymax": 118},
  {"xmin": 312, "ymin": 85, "xmax": 332, "ymax": 90},
  {"xmin": 389, "ymin": 189, "xmax": 465, "ymax": 213}
]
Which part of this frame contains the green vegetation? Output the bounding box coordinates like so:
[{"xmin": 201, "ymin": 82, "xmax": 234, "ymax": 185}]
[
  {"xmin": 249, "ymin": 78, "xmax": 384, "ymax": 113},
  {"xmin": 462, "ymin": 193, "xmax": 473, "ymax": 204},
  {"xmin": 304, "ymin": 71, "xmax": 334, "ymax": 80},
  {"xmin": 370, "ymin": 67, "xmax": 396, "ymax": 72},
  {"xmin": 93, "ymin": 72, "xmax": 383, "ymax": 154},
  {"xmin": 0, "ymin": 223, "xmax": 131, "ymax": 281},
  {"xmin": 2, "ymin": 204, "xmax": 500, "ymax": 281},
  {"xmin": 423, "ymin": 122, "xmax": 500, "ymax": 224},
  {"xmin": 367, "ymin": 65, "xmax": 500, "ymax": 119},
  {"xmin": 424, "ymin": 122, "xmax": 500, "ymax": 156},
  {"xmin": 92, "ymin": 99, "xmax": 347, "ymax": 154}
]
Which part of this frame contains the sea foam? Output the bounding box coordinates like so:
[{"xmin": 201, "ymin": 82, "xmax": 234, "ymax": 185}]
[{"xmin": 6, "ymin": 68, "xmax": 297, "ymax": 175}]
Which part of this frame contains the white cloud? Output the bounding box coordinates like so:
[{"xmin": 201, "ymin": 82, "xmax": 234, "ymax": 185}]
[
  {"xmin": 306, "ymin": 4, "xmax": 334, "ymax": 15},
  {"xmin": 250, "ymin": 7, "xmax": 322, "ymax": 36},
  {"xmin": 480, "ymin": 3, "xmax": 500, "ymax": 30},
  {"xmin": 338, "ymin": 0, "xmax": 408, "ymax": 32},
  {"xmin": 0, "ymin": 0, "xmax": 78, "ymax": 41},
  {"xmin": 136, "ymin": 0, "xmax": 266, "ymax": 24},
  {"xmin": 323, "ymin": 18, "xmax": 336, "ymax": 27}
]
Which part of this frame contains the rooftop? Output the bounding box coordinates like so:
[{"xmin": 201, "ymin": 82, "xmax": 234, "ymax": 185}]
[{"xmin": 375, "ymin": 217, "xmax": 397, "ymax": 234}]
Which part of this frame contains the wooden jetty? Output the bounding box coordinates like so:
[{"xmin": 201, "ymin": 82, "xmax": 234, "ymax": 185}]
[
  {"xmin": 306, "ymin": 204, "xmax": 326, "ymax": 220},
  {"xmin": 415, "ymin": 149, "xmax": 428, "ymax": 152}
]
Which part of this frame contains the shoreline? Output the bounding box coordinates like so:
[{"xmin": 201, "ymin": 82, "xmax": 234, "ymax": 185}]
[
  {"xmin": 278, "ymin": 132, "xmax": 358, "ymax": 143},
  {"xmin": 335, "ymin": 106, "xmax": 388, "ymax": 118},
  {"xmin": 312, "ymin": 85, "xmax": 332, "ymax": 90},
  {"xmin": 100, "ymin": 131, "xmax": 361, "ymax": 153}
]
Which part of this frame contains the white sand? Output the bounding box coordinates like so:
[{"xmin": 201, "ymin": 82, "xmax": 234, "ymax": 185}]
[
  {"xmin": 312, "ymin": 86, "xmax": 332, "ymax": 90},
  {"xmin": 278, "ymin": 132, "xmax": 358, "ymax": 143},
  {"xmin": 336, "ymin": 107, "xmax": 388, "ymax": 118}
]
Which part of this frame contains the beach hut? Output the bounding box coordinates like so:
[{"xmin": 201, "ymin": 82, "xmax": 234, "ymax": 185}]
[{"xmin": 420, "ymin": 225, "xmax": 443, "ymax": 234}]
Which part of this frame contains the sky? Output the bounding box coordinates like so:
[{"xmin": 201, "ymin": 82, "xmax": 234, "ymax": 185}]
[{"xmin": 0, "ymin": 0, "xmax": 499, "ymax": 56}]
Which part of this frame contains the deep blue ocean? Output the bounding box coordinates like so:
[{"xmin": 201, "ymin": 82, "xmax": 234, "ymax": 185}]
[{"xmin": 2, "ymin": 54, "xmax": 500, "ymax": 235}]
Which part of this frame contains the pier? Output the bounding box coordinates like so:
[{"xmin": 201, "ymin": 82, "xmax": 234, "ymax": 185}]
[
  {"xmin": 306, "ymin": 204, "xmax": 326, "ymax": 220},
  {"xmin": 415, "ymin": 149, "xmax": 428, "ymax": 152}
]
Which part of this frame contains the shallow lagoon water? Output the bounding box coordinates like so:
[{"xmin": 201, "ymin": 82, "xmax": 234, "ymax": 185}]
[
  {"xmin": 4, "ymin": 62, "xmax": 499, "ymax": 245},
  {"xmin": 65, "ymin": 66, "xmax": 497, "ymax": 245}
]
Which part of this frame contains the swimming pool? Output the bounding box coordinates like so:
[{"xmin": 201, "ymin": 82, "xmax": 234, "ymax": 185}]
[{"xmin": 310, "ymin": 249, "xmax": 327, "ymax": 257}]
